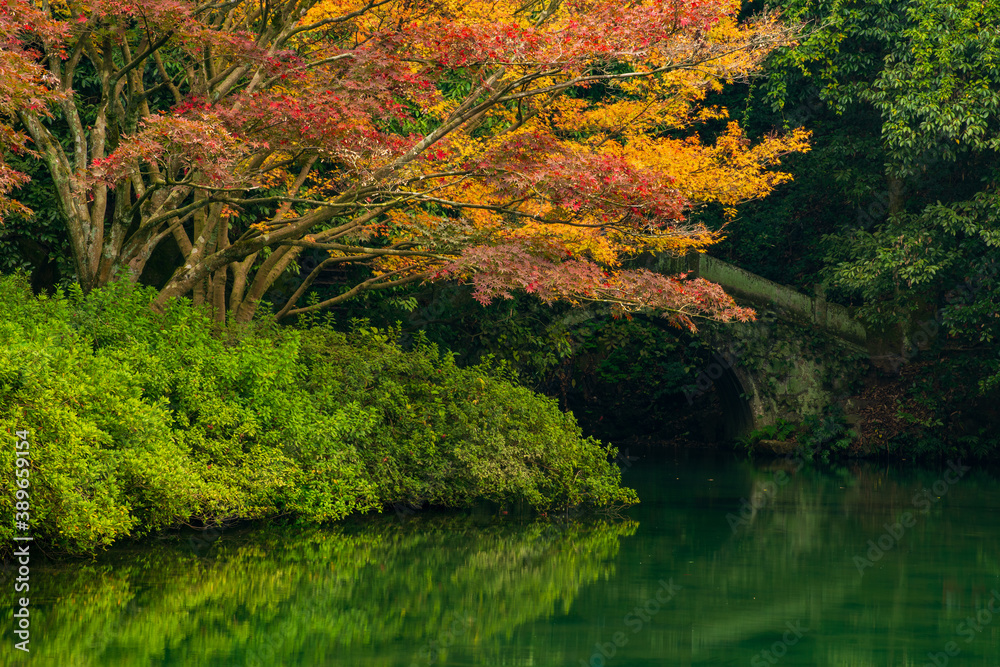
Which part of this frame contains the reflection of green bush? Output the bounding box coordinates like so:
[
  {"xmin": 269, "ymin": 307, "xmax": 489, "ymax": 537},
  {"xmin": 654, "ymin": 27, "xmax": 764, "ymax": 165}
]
[
  {"xmin": 0, "ymin": 517, "xmax": 636, "ymax": 667},
  {"xmin": 0, "ymin": 274, "xmax": 636, "ymax": 555}
]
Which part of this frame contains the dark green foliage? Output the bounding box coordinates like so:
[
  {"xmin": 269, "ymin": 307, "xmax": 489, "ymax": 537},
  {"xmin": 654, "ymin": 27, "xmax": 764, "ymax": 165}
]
[
  {"xmin": 755, "ymin": 0, "xmax": 1000, "ymax": 317},
  {"xmin": 347, "ymin": 285, "xmax": 715, "ymax": 440},
  {"xmin": 0, "ymin": 274, "xmax": 635, "ymax": 555},
  {"xmin": 799, "ymin": 411, "xmax": 857, "ymax": 462},
  {"xmin": 540, "ymin": 315, "xmax": 708, "ymax": 440},
  {"xmin": 700, "ymin": 0, "xmax": 1000, "ymax": 447},
  {"xmin": 886, "ymin": 356, "xmax": 1000, "ymax": 458},
  {"xmin": 8, "ymin": 0, "xmax": 1000, "ymax": 477},
  {"xmin": 739, "ymin": 410, "xmax": 856, "ymax": 462},
  {"xmin": 687, "ymin": 66, "xmax": 892, "ymax": 291},
  {"xmin": 0, "ymin": 158, "xmax": 73, "ymax": 290},
  {"xmin": 738, "ymin": 418, "xmax": 798, "ymax": 451}
]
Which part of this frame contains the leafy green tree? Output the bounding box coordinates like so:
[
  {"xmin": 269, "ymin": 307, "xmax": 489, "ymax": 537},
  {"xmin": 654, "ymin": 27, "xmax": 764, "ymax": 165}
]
[{"xmin": 763, "ymin": 0, "xmax": 1000, "ymax": 347}]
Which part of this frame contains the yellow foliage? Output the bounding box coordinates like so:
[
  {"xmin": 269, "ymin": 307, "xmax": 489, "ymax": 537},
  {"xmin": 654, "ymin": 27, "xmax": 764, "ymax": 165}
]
[
  {"xmin": 610, "ymin": 123, "xmax": 812, "ymax": 209},
  {"xmin": 295, "ymin": 0, "xmax": 807, "ymax": 282}
]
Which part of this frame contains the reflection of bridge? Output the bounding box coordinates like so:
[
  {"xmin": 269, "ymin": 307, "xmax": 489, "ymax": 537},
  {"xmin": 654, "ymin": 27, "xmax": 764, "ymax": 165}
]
[{"xmin": 646, "ymin": 251, "xmax": 873, "ymax": 437}]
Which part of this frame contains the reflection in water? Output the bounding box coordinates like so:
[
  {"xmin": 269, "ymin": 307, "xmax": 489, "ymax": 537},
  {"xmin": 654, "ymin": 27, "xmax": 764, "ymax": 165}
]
[
  {"xmin": 591, "ymin": 452, "xmax": 1000, "ymax": 667},
  {"xmin": 0, "ymin": 515, "xmax": 636, "ymax": 666},
  {"xmin": 3, "ymin": 451, "xmax": 1000, "ymax": 666}
]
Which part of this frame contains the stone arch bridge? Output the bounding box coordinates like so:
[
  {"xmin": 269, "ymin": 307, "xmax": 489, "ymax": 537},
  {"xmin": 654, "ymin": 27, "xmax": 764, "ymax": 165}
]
[{"xmin": 640, "ymin": 251, "xmax": 874, "ymax": 440}]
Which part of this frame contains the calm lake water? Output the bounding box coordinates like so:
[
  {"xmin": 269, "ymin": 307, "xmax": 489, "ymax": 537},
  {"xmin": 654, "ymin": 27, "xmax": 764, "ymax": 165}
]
[{"xmin": 4, "ymin": 449, "xmax": 1000, "ymax": 666}]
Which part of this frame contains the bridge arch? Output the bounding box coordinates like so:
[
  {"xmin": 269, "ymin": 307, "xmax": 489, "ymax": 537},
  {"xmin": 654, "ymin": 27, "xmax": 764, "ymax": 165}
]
[{"xmin": 636, "ymin": 251, "xmax": 874, "ymax": 437}]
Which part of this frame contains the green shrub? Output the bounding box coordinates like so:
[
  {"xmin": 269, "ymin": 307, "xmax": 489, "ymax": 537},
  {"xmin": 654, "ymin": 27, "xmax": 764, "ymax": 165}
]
[{"xmin": 0, "ymin": 274, "xmax": 636, "ymax": 555}]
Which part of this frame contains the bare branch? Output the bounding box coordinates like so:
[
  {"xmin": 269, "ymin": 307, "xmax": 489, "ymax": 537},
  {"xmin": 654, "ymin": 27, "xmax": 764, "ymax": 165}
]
[{"xmin": 281, "ymin": 270, "xmax": 432, "ymax": 318}]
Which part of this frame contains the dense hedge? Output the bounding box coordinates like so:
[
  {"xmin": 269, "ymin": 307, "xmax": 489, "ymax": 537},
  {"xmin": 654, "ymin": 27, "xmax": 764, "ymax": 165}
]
[{"xmin": 0, "ymin": 275, "xmax": 635, "ymax": 555}]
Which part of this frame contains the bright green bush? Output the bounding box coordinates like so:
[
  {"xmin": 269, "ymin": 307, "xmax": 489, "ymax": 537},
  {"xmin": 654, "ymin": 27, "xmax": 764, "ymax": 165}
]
[{"xmin": 0, "ymin": 274, "xmax": 636, "ymax": 555}]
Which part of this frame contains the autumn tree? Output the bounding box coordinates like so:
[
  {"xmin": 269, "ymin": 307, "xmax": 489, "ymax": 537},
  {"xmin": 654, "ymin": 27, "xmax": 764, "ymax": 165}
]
[
  {"xmin": 10, "ymin": 0, "xmax": 808, "ymax": 327},
  {"xmin": 0, "ymin": 1, "xmax": 63, "ymax": 221}
]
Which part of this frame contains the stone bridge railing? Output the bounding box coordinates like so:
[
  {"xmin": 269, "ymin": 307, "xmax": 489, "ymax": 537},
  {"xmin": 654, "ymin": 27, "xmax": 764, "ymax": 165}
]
[{"xmin": 651, "ymin": 251, "xmax": 868, "ymax": 351}]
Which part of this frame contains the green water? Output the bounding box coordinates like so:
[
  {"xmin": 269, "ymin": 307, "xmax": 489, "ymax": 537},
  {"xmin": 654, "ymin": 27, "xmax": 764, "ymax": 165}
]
[{"xmin": 4, "ymin": 450, "xmax": 1000, "ymax": 666}]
